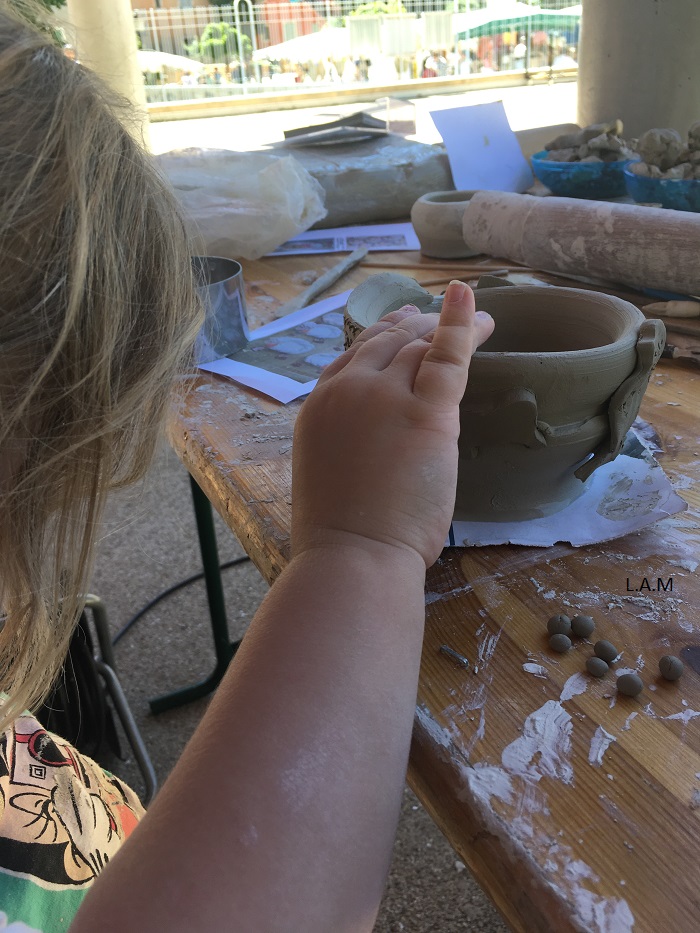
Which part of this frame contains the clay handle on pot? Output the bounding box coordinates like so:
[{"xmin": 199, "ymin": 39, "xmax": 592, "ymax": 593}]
[
  {"xmin": 575, "ymin": 318, "xmax": 666, "ymax": 481},
  {"xmin": 460, "ymin": 387, "xmax": 546, "ymax": 449}
]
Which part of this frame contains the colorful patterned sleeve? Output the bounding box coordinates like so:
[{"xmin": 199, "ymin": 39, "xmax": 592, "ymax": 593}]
[{"xmin": 0, "ymin": 711, "xmax": 145, "ymax": 933}]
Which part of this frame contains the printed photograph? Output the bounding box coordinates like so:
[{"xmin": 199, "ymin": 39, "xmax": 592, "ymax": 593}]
[
  {"xmin": 228, "ymin": 310, "xmax": 345, "ymax": 383},
  {"xmin": 346, "ymin": 234, "xmax": 410, "ymax": 249},
  {"xmin": 271, "ymin": 237, "xmax": 338, "ymax": 255}
]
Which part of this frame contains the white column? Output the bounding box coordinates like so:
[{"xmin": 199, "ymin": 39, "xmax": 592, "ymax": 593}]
[
  {"xmin": 577, "ymin": 0, "xmax": 700, "ymax": 139},
  {"xmin": 66, "ymin": 0, "xmax": 150, "ymax": 148}
]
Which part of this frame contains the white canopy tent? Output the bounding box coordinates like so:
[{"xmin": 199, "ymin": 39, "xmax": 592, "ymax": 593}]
[
  {"xmin": 137, "ymin": 49, "xmax": 205, "ymax": 73},
  {"xmin": 252, "ymin": 28, "xmax": 351, "ymax": 63}
]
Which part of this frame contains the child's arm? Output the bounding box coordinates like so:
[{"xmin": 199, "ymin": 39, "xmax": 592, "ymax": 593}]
[{"xmin": 71, "ymin": 282, "xmax": 493, "ymax": 933}]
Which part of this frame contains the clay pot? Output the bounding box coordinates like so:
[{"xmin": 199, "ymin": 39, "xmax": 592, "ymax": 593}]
[
  {"xmin": 345, "ymin": 275, "xmax": 665, "ymax": 522},
  {"xmin": 411, "ymin": 191, "xmax": 481, "ymax": 259}
]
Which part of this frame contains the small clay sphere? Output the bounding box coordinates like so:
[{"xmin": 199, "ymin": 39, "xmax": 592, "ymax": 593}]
[
  {"xmin": 659, "ymin": 655, "xmax": 684, "ymax": 681},
  {"xmin": 616, "ymin": 673, "xmax": 644, "ymax": 697},
  {"xmin": 549, "ymin": 633, "xmax": 572, "ymax": 653},
  {"xmin": 571, "ymin": 614, "xmax": 595, "ymax": 638},
  {"xmin": 586, "ymin": 656, "xmax": 609, "ymax": 678},
  {"xmin": 547, "ymin": 614, "xmax": 572, "ymax": 637},
  {"xmin": 594, "ymin": 640, "xmax": 619, "ymax": 664}
]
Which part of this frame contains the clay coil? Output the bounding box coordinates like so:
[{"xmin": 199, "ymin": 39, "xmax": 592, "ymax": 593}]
[{"xmin": 462, "ymin": 191, "xmax": 700, "ymax": 296}]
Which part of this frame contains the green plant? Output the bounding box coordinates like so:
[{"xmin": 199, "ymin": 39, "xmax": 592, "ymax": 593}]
[
  {"xmin": 349, "ymin": 1, "xmax": 407, "ymax": 16},
  {"xmin": 10, "ymin": 0, "xmax": 66, "ymax": 44},
  {"xmin": 189, "ymin": 21, "xmax": 252, "ymax": 63},
  {"xmin": 450, "ymin": 1, "xmax": 489, "ymax": 10}
]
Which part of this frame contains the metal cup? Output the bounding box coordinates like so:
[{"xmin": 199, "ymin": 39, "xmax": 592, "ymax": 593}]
[{"xmin": 192, "ymin": 256, "xmax": 249, "ymax": 364}]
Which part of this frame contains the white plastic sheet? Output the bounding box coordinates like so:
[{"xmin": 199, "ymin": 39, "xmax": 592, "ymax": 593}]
[{"xmin": 156, "ymin": 148, "xmax": 327, "ymax": 260}]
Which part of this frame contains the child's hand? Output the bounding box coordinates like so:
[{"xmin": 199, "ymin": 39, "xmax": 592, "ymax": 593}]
[{"xmin": 291, "ymin": 281, "xmax": 494, "ymax": 568}]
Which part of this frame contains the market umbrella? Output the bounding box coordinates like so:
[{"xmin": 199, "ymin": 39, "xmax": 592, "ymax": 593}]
[
  {"xmin": 455, "ymin": 4, "xmax": 581, "ymax": 41},
  {"xmin": 252, "ymin": 28, "xmax": 351, "ymax": 63}
]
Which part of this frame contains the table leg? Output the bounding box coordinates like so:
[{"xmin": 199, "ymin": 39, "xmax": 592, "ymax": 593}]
[{"xmin": 149, "ymin": 476, "xmax": 241, "ymax": 715}]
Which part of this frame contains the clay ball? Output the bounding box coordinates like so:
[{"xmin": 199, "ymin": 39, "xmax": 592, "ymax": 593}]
[
  {"xmin": 549, "ymin": 633, "xmax": 572, "ymax": 653},
  {"xmin": 571, "ymin": 614, "xmax": 595, "ymax": 638},
  {"xmin": 594, "ymin": 640, "xmax": 619, "ymax": 664},
  {"xmin": 616, "ymin": 673, "xmax": 644, "ymax": 697},
  {"xmin": 586, "ymin": 656, "xmax": 609, "ymax": 678},
  {"xmin": 547, "ymin": 614, "xmax": 572, "ymax": 636},
  {"xmin": 637, "ymin": 127, "xmax": 684, "ymax": 171},
  {"xmin": 659, "ymin": 655, "xmax": 684, "ymax": 681}
]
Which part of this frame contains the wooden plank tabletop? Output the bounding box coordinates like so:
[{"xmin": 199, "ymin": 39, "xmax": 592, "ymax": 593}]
[{"xmin": 169, "ymin": 251, "xmax": 700, "ymax": 933}]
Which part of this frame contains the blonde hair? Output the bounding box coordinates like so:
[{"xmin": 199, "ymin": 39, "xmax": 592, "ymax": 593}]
[{"xmin": 0, "ymin": 3, "xmax": 204, "ymax": 730}]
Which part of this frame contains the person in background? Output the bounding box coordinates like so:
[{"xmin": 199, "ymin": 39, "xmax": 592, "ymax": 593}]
[
  {"xmin": 512, "ymin": 35, "xmax": 527, "ymax": 69},
  {"xmin": 0, "ymin": 3, "xmax": 494, "ymax": 931},
  {"xmin": 552, "ymin": 45, "xmax": 578, "ymax": 69},
  {"xmin": 435, "ymin": 49, "xmax": 449, "ymax": 76},
  {"xmin": 342, "ymin": 56, "xmax": 358, "ymax": 83},
  {"xmin": 421, "ymin": 53, "xmax": 437, "ymax": 78}
]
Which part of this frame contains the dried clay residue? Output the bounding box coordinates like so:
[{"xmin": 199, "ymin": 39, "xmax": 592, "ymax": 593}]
[
  {"xmin": 560, "ymin": 672, "xmax": 589, "ymax": 703},
  {"xmin": 476, "ymin": 627, "xmax": 502, "ymax": 670},
  {"xmin": 434, "ymin": 626, "xmax": 504, "ymax": 752},
  {"xmin": 501, "ymin": 700, "xmax": 574, "ymax": 785},
  {"xmin": 459, "ymin": 700, "xmax": 635, "ymax": 933},
  {"xmin": 588, "ymin": 727, "xmax": 616, "ymax": 767},
  {"xmin": 596, "ymin": 473, "xmax": 662, "ymax": 521}
]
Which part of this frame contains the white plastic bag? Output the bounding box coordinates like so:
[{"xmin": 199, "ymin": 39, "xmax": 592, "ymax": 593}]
[{"xmin": 156, "ymin": 148, "xmax": 327, "ymax": 260}]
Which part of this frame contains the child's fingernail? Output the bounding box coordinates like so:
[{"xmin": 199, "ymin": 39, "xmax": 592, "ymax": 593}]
[
  {"xmin": 476, "ymin": 310, "xmax": 493, "ymax": 322},
  {"xmin": 395, "ymin": 304, "xmax": 420, "ymax": 315},
  {"xmin": 445, "ymin": 280, "xmax": 467, "ymax": 302}
]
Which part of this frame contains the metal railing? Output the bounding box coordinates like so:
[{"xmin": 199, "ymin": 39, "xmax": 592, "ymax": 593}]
[{"xmin": 134, "ymin": 1, "xmax": 580, "ymax": 104}]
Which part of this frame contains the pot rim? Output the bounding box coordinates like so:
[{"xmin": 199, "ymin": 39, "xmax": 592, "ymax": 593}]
[
  {"xmin": 472, "ymin": 285, "xmax": 643, "ymax": 360},
  {"xmin": 416, "ymin": 189, "xmax": 479, "ymax": 205}
]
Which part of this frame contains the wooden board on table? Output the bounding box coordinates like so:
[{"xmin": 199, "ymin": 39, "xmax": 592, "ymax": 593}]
[
  {"xmin": 172, "ymin": 358, "xmax": 700, "ymax": 933},
  {"xmin": 170, "ymin": 252, "xmax": 700, "ymax": 933},
  {"xmin": 412, "ymin": 366, "xmax": 700, "ymax": 933}
]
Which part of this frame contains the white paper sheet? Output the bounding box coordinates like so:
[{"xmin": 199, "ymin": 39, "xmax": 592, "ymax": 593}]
[
  {"xmin": 267, "ymin": 222, "xmax": 420, "ymax": 256},
  {"xmin": 198, "ymin": 291, "xmax": 350, "ymax": 403},
  {"xmin": 429, "ymin": 100, "xmax": 533, "ymax": 193},
  {"xmin": 447, "ymin": 450, "xmax": 688, "ymax": 548}
]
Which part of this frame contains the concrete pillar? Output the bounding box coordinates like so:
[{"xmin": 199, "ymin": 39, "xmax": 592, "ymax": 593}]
[
  {"xmin": 66, "ymin": 0, "xmax": 150, "ymax": 148},
  {"xmin": 577, "ymin": 0, "xmax": 700, "ymax": 139}
]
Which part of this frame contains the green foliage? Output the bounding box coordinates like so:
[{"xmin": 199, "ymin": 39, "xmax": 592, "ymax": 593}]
[
  {"xmin": 187, "ymin": 21, "xmax": 252, "ymax": 63},
  {"xmin": 9, "ymin": 0, "xmax": 66, "ymax": 44},
  {"xmin": 450, "ymin": 1, "xmax": 489, "ymax": 10},
  {"xmin": 349, "ymin": 1, "xmax": 407, "ymax": 16}
]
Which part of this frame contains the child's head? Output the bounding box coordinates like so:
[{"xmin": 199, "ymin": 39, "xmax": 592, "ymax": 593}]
[{"xmin": 0, "ymin": 3, "xmax": 203, "ymax": 727}]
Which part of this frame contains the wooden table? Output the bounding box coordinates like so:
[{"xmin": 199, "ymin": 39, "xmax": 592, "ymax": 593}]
[{"xmin": 170, "ymin": 251, "xmax": 700, "ymax": 933}]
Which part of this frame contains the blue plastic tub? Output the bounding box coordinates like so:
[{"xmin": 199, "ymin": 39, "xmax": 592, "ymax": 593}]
[
  {"xmin": 623, "ymin": 166, "xmax": 700, "ymax": 212},
  {"xmin": 530, "ymin": 150, "xmax": 630, "ymax": 199}
]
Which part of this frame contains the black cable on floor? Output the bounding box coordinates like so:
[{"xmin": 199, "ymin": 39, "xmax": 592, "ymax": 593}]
[{"xmin": 111, "ymin": 556, "xmax": 251, "ymax": 646}]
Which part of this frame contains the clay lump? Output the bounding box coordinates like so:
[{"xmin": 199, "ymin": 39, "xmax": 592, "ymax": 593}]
[
  {"xmin": 629, "ymin": 122, "xmax": 700, "ymax": 180},
  {"xmin": 543, "ymin": 119, "xmax": 634, "ymax": 164}
]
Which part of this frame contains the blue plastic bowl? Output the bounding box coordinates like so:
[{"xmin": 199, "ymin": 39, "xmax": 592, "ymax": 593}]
[
  {"xmin": 623, "ymin": 166, "xmax": 700, "ymax": 212},
  {"xmin": 530, "ymin": 150, "xmax": 630, "ymax": 199}
]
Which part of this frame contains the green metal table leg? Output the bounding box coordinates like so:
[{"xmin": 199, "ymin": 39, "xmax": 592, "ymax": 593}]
[{"xmin": 149, "ymin": 476, "xmax": 241, "ymax": 714}]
